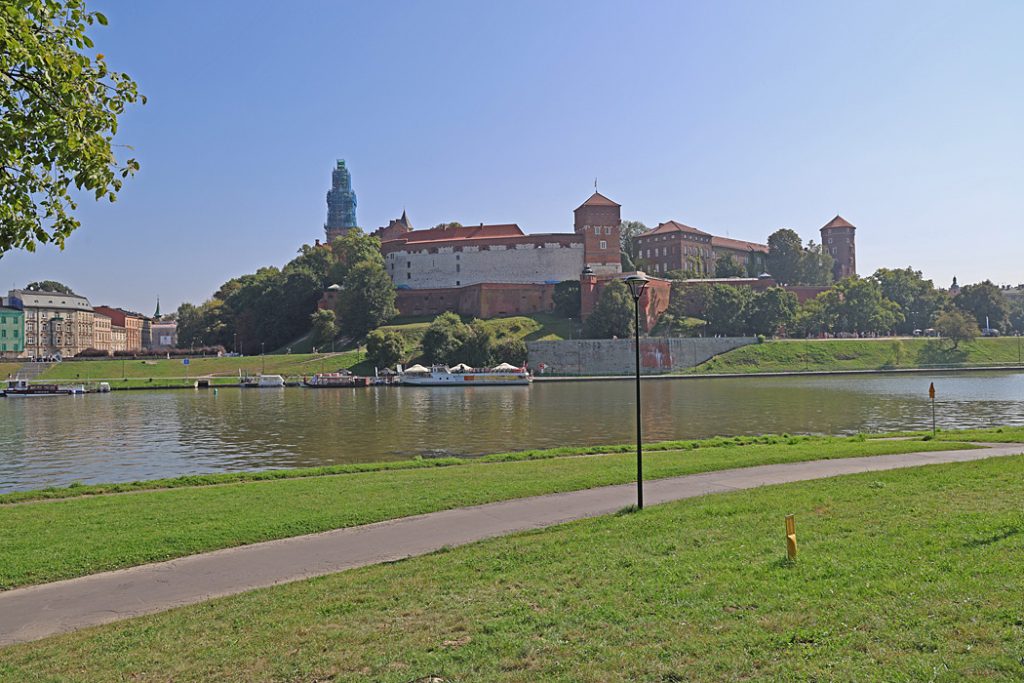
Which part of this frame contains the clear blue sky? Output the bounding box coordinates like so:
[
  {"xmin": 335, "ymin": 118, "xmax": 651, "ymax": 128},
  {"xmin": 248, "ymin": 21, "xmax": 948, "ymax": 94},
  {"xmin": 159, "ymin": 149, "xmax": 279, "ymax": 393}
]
[{"xmin": 2, "ymin": 0, "xmax": 1022, "ymax": 313}]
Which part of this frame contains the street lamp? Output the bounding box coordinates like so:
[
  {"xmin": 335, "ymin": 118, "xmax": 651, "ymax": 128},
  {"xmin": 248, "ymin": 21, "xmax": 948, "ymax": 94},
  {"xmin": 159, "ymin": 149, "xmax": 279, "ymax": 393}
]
[
  {"xmin": 624, "ymin": 272, "xmax": 650, "ymax": 509},
  {"xmin": 261, "ymin": 342, "xmax": 266, "ymax": 373}
]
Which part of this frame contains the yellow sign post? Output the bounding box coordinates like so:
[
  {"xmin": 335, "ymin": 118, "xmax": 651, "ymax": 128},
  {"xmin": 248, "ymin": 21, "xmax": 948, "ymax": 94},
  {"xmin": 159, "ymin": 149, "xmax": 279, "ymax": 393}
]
[
  {"xmin": 929, "ymin": 382, "xmax": 936, "ymax": 435},
  {"xmin": 785, "ymin": 514, "xmax": 798, "ymax": 560}
]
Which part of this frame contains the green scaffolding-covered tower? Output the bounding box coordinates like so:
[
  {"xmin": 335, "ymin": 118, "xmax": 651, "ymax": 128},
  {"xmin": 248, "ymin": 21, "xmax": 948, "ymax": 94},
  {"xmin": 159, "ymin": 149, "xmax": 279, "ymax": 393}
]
[{"xmin": 325, "ymin": 159, "xmax": 357, "ymax": 241}]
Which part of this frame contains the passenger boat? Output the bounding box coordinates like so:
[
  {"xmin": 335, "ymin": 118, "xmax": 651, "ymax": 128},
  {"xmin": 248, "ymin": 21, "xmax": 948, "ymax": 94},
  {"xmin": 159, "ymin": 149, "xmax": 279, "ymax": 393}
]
[
  {"xmin": 2, "ymin": 379, "xmax": 86, "ymax": 397},
  {"xmin": 399, "ymin": 363, "xmax": 531, "ymax": 386},
  {"xmin": 304, "ymin": 372, "xmax": 372, "ymax": 388}
]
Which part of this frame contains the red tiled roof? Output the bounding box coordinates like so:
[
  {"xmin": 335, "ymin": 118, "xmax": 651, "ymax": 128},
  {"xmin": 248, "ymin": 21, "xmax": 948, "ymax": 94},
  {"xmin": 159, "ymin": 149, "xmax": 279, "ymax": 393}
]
[
  {"xmin": 396, "ymin": 224, "xmax": 525, "ymax": 244},
  {"xmin": 576, "ymin": 192, "xmax": 620, "ymax": 209},
  {"xmin": 641, "ymin": 220, "xmax": 712, "ymax": 238},
  {"xmin": 821, "ymin": 215, "xmax": 855, "ymax": 229},
  {"xmin": 711, "ymin": 236, "xmax": 768, "ymax": 253}
]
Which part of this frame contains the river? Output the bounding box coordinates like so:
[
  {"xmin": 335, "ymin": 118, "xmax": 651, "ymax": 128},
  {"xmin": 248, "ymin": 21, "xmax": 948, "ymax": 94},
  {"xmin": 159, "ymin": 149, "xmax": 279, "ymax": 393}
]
[{"xmin": 2, "ymin": 371, "xmax": 1023, "ymax": 492}]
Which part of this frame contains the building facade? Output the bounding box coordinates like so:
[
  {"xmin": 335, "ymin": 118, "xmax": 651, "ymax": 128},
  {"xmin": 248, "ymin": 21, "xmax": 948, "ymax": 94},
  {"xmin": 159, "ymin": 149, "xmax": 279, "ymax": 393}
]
[
  {"xmin": 7, "ymin": 289, "xmax": 95, "ymax": 358},
  {"xmin": 634, "ymin": 221, "xmax": 716, "ymax": 276},
  {"xmin": 325, "ymin": 159, "xmax": 358, "ymax": 242},
  {"xmin": 0, "ymin": 305, "xmax": 25, "ymax": 358},
  {"xmin": 92, "ymin": 312, "xmax": 113, "ymax": 353},
  {"xmin": 151, "ymin": 320, "xmax": 178, "ymax": 348},
  {"xmin": 573, "ymin": 192, "xmax": 623, "ymax": 276},
  {"xmin": 711, "ymin": 236, "xmax": 768, "ymax": 275},
  {"xmin": 820, "ymin": 215, "xmax": 857, "ymax": 281},
  {"xmin": 92, "ymin": 306, "xmax": 146, "ymax": 351}
]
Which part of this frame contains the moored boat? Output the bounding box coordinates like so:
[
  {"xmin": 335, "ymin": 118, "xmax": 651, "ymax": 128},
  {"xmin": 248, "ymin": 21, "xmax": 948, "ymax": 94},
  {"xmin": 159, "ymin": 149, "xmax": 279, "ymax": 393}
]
[
  {"xmin": 399, "ymin": 363, "xmax": 531, "ymax": 386},
  {"xmin": 3, "ymin": 379, "xmax": 86, "ymax": 397},
  {"xmin": 240, "ymin": 374, "xmax": 286, "ymax": 388},
  {"xmin": 304, "ymin": 372, "xmax": 372, "ymax": 388}
]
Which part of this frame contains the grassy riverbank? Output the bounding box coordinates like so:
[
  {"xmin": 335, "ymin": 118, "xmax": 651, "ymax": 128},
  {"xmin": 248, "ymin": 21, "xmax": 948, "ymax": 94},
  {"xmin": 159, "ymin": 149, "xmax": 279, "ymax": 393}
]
[
  {"xmin": 691, "ymin": 336, "xmax": 1023, "ymax": 374},
  {"xmin": 0, "ymin": 435, "xmax": 979, "ymax": 589},
  {"xmin": 3, "ymin": 454, "xmax": 1024, "ymax": 681}
]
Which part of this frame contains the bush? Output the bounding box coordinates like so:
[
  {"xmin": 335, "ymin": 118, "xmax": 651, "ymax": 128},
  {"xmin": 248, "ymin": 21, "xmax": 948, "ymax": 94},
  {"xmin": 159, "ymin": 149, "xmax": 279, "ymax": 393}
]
[
  {"xmin": 75, "ymin": 347, "xmax": 110, "ymax": 358},
  {"xmin": 365, "ymin": 329, "xmax": 405, "ymax": 369},
  {"xmin": 492, "ymin": 338, "xmax": 528, "ymax": 366},
  {"xmin": 756, "ymin": 334, "xmax": 766, "ymax": 344}
]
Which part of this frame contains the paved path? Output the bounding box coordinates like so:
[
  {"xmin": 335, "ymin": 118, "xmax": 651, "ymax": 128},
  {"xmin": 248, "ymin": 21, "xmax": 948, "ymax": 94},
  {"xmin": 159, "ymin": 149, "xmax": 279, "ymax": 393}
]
[{"xmin": 1, "ymin": 443, "xmax": 1021, "ymax": 647}]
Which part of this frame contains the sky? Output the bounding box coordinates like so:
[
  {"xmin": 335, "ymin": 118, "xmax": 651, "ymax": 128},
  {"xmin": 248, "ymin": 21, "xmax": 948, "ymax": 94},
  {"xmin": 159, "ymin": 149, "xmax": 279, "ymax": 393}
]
[{"xmin": 2, "ymin": 0, "xmax": 1022, "ymax": 313}]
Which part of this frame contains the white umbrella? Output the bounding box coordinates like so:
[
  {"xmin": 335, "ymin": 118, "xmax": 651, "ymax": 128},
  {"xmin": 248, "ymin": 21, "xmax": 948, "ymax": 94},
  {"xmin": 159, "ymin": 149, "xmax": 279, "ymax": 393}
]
[
  {"xmin": 449, "ymin": 363, "xmax": 473, "ymax": 372},
  {"xmin": 403, "ymin": 364, "xmax": 430, "ymax": 374},
  {"xmin": 491, "ymin": 362, "xmax": 520, "ymax": 371}
]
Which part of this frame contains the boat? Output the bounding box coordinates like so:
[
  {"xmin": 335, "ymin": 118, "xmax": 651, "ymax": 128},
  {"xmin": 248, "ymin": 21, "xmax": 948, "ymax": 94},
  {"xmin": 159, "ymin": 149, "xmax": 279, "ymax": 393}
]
[
  {"xmin": 240, "ymin": 374, "xmax": 286, "ymax": 388},
  {"xmin": 304, "ymin": 371, "xmax": 372, "ymax": 388},
  {"xmin": 399, "ymin": 363, "xmax": 531, "ymax": 386},
  {"xmin": 2, "ymin": 379, "xmax": 86, "ymax": 397}
]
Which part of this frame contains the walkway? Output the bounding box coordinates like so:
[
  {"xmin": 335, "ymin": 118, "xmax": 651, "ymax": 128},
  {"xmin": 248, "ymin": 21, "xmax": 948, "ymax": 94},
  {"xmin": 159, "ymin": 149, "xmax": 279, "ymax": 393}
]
[{"xmin": 1, "ymin": 443, "xmax": 1021, "ymax": 647}]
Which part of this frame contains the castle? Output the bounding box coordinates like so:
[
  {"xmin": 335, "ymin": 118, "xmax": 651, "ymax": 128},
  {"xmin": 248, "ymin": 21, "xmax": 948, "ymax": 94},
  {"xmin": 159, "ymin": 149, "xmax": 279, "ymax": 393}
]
[{"xmin": 320, "ymin": 160, "xmax": 856, "ymax": 327}]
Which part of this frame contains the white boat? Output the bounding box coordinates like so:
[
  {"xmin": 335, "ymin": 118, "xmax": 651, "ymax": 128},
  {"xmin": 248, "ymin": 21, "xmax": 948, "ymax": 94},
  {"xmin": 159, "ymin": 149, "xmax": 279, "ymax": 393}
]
[
  {"xmin": 241, "ymin": 374, "xmax": 285, "ymax": 388},
  {"xmin": 2, "ymin": 379, "xmax": 86, "ymax": 397},
  {"xmin": 399, "ymin": 364, "xmax": 531, "ymax": 386}
]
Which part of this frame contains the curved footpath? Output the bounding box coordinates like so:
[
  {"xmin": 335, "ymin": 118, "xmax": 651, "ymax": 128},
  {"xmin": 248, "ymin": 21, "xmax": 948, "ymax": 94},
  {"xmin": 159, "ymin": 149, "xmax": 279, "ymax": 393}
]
[{"xmin": 1, "ymin": 442, "xmax": 1022, "ymax": 647}]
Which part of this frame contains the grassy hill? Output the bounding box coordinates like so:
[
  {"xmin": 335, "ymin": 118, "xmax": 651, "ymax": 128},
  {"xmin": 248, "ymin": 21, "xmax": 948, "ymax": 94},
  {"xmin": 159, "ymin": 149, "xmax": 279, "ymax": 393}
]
[{"xmin": 691, "ymin": 336, "xmax": 1023, "ymax": 374}]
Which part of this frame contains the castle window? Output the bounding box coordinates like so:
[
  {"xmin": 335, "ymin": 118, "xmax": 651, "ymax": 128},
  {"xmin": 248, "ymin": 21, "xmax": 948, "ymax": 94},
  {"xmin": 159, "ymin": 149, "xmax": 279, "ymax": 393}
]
[
  {"xmin": 605, "ymin": 226, "xmax": 612, "ymax": 235},
  {"xmin": 456, "ymin": 264, "xmax": 460, "ymax": 273},
  {"xmin": 456, "ymin": 281, "xmax": 461, "ymax": 286},
  {"xmin": 455, "ymin": 254, "xmax": 460, "ymax": 260},
  {"xmin": 407, "ymin": 261, "xmax": 411, "ymax": 268},
  {"xmin": 599, "ymin": 240, "xmax": 607, "ymax": 250},
  {"xmin": 407, "ymin": 273, "xmax": 411, "ymax": 279}
]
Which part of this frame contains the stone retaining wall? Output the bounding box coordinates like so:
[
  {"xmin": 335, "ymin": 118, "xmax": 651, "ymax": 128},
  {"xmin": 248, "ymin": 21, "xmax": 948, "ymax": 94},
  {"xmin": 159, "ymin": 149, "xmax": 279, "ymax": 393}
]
[{"xmin": 526, "ymin": 337, "xmax": 756, "ymax": 375}]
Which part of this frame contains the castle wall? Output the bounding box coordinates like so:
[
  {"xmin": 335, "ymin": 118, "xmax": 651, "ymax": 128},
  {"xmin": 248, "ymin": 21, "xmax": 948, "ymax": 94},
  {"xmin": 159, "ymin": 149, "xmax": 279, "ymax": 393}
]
[
  {"xmin": 385, "ymin": 238, "xmax": 584, "ymax": 289},
  {"xmin": 526, "ymin": 337, "xmax": 756, "ymax": 375},
  {"xmin": 395, "ymin": 283, "xmax": 556, "ymax": 318}
]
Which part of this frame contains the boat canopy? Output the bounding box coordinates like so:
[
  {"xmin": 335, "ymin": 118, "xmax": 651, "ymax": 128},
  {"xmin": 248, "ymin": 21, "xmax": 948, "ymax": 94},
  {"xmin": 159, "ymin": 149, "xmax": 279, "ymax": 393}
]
[
  {"xmin": 449, "ymin": 363, "xmax": 473, "ymax": 372},
  {"xmin": 403, "ymin": 364, "xmax": 430, "ymax": 374},
  {"xmin": 491, "ymin": 362, "xmax": 520, "ymax": 371}
]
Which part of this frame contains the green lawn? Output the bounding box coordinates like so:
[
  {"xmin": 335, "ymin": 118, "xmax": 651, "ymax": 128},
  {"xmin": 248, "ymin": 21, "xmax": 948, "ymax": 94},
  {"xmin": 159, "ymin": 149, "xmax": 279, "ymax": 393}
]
[
  {"xmin": 3, "ymin": 453, "xmax": 1024, "ymax": 681},
  {"xmin": 28, "ymin": 352, "xmax": 364, "ymax": 383},
  {"xmin": 0, "ymin": 362, "xmax": 23, "ymax": 378},
  {"xmin": 691, "ymin": 337, "xmax": 1024, "ymax": 374},
  {"xmin": 0, "ymin": 435, "xmax": 976, "ymax": 590}
]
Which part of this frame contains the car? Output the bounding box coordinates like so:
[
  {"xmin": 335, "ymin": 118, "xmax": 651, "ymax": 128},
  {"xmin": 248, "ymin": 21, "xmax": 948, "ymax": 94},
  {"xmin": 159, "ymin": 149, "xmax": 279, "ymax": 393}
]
[{"xmin": 981, "ymin": 328, "xmax": 1000, "ymax": 337}]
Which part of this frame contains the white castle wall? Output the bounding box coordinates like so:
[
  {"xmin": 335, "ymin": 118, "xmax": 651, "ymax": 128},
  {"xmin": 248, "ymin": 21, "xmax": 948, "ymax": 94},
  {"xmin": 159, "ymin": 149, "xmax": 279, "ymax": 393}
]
[{"xmin": 385, "ymin": 241, "xmax": 585, "ymax": 289}]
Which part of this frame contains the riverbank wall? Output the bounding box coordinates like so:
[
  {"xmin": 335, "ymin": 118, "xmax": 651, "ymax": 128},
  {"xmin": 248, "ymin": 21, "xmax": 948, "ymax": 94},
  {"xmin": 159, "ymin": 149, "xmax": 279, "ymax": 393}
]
[{"xmin": 526, "ymin": 337, "xmax": 756, "ymax": 375}]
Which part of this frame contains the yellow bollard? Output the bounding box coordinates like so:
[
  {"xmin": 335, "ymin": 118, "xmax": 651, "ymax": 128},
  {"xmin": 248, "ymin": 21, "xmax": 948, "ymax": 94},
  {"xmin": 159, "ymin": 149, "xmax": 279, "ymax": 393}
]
[{"xmin": 785, "ymin": 514, "xmax": 798, "ymax": 560}]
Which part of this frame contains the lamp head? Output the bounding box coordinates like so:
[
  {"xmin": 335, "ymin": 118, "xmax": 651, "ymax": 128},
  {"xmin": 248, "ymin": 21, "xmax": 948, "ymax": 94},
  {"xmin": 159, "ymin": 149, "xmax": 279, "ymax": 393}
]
[{"xmin": 624, "ymin": 273, "xmax": 650, "ymax": 301}]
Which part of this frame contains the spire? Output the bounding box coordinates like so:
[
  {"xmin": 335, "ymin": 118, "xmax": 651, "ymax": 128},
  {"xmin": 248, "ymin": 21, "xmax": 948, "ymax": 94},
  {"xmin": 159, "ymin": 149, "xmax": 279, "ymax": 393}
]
[{"xmin": 154, "ymin": 297, "xmax": 161, "ymax": 319}]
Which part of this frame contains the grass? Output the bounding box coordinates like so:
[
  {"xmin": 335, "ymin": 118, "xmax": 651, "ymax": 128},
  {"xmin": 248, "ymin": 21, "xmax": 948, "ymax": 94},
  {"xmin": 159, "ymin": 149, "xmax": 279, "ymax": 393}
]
[
  {"xmin": 0, "ymin": 435, "xmax": 979, "ymax": 590},
  {"xmin": 691, "ymin": 336, "xmax": 1024, "ymax": 374},
  {"xmin": 873, "ymin": 426, "xmax": 1024, "ymax": 444},
  {"xmin": 3, "ymin": 454, "xmax": 1024, "ymax": 681},
  {"xmin": 0, "ymin": 362, "xmax": 23, "ymax": 378},
  {"xmin": 24, "ymin": 352, "xmax": 364, "ymax": 384}
]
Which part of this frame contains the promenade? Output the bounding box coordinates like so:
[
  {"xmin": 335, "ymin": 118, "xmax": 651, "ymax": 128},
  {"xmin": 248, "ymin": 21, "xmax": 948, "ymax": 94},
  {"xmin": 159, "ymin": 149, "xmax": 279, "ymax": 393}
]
[{"xmin": 1, "ymin": 442, "xmax": 1021, "ymax": 647}]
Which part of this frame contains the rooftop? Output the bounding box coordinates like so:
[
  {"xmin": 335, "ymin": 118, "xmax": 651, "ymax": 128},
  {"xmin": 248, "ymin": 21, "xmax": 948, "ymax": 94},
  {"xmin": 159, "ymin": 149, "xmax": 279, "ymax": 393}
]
[
  {"xmin": 711, "ymin": 236, "xmax": 769, "ymax": 253},
  {"xmin": 641, "ymin": 220, "xmax": 712, "ymax": 238},
  {"xmin": 390, "ymin": 223, "xmax": 525, "ymax": 244},
  {"xmin": 576, "ymin": 192, "xmax": 620, "ymax": 209},
  {"xmin": 821, "ymin": 215, "xmax": 856, "ymax": 230}
]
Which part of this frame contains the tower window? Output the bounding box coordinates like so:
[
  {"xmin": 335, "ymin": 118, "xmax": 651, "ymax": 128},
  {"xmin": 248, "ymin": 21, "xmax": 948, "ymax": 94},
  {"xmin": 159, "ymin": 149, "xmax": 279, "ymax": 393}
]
[{"xmin": 599, "ymin": 240, "xmax": 607, "ymax": 250}]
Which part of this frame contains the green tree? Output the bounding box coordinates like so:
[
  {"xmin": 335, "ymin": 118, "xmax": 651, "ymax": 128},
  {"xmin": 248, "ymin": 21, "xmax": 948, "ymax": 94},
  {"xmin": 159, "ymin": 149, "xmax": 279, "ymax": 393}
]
[
  {"xmin": 713, "ymin": 256, "xmax": 746, "ymax": 278},
  {"xmin": 934, "ymin": 308, "xmax": 980, "ymax": 349},
  {"xmin": 365, "ymin": 329, "xmax": 405, "ymax": 369},
  {"xmin": 492, "ymin": 337, "xmax": 527, "ymax": 365},
  {"xmin": 704, "ymin": 285, "xmax": 754, "ymax": 336},
  {"xmin": 1, "ymin": 0, "xmax": 144, "ymax": 255},
  {"xmin": 553, "ymin": 280, "xmax": 581, "ymax": 318},
  {"xmin": 871, "ymin": 267, "xmax": 946, "ymax": 334},
  {"xmin": 459, "ymin": 320, "xmax": 495, "ymax": 367},
  {"xmin": 619, "ymin": 220, "xmax": 647, "ymax": 264},
  {"xmin": 1009, "ymin": 299, "xmax": 1024, "ymax": 334},
  {"xmin": 954, "ymin": 280, "xmax": 1010, "ymax": 332},
  {"xmin": 421, "ymin": 312, "xmax": 471, "ymax": 364},
  {"xmin": 336, "ymin": 261, "xmax": 397, "ymax": 339},
  {"xmin": 328, "ymin": 230, "xmax": 383, "ymax": 284},
  {"xmin": 798, "ymin": 241, "xmax": 834, "ymax": 286},
  {"xmin": 824, "ymin": 277, "xmax": 904, "ymax": 335},
  {"xmin": 792, "ymin": 296, "xmax": 834, "ymax": 338},
  {"xmin": 766, "ymin": 229, "xmax": 803, "ymax": 285},
  {"xmin": 309, "ymin": 309, "xmax": 337, "ymax": 349},
  {"xmin": 24, "ymin": 280, "xmax": 74, "ymax": 294},
  {"xmin": 747, "ymin": 287, "xmax": 798, "ymax": 336},
  {"xmin": 583, "ymin": 279, "xmax": 634, "ymax": 339}
]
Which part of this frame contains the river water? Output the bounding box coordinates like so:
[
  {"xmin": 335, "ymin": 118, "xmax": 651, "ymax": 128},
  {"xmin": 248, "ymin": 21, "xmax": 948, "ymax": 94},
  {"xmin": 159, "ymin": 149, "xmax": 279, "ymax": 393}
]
[{"xmin": 2, "ymin": 371, "xmax": 1023, "ymax": 492}]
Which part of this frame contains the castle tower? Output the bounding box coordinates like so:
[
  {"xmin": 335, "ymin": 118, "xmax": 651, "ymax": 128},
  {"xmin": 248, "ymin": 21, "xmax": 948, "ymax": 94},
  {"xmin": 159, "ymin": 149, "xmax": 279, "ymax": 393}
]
[
  {"xmin": 820, "ymin": 215, "xmax": 856, "ymax": 281},
  {"xmin": 325, "ymin": 159, "xmax": 358, "ymax": 242},
  {"xmin": 574, "ymin": 192, "xmax": 622, "ymax": 276}
]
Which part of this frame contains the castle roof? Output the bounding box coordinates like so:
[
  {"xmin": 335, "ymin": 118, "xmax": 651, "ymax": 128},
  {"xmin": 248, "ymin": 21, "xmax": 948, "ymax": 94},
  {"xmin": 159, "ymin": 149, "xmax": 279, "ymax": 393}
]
[
  {"xmin": 395, "ymin": 223, "xmax": 525, "ymax": 245},
  {"xmin": 821, "ymin": 215, "xmax": 855, "ymax": 230},
  {"xmin": 641, "ymin": 220, "xmax": 712, "ymax": 238},
  {"xmin": 711, "ymin": 236, "xmax": 769, "ymax": 253},
  {"xmin": 576, "ymin": 192, "xmax": 620, "ymax": 209}
]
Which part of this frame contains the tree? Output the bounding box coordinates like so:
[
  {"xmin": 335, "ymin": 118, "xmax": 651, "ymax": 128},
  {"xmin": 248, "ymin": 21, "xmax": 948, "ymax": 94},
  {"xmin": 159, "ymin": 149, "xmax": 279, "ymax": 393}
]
[
  {"xmin": 619, "ymin": 220, "xmax": 647, "ymax": 264},
  {"xmin": 336, "ymin": 261, "xmax": 397, "ymax": 339},
  {"xmin": 934, "ymin": 308, "xmax": 979, "ymax": 349},
  {"xmin": 747, "ymin": 287, "xmax": 798, "ymax": 336},
  {"xmin": 792, "ymin": 296, "xmax": 834, "ymax": 338},
  {"xmin": 553, "ymin": 281, "xmax": 581, "ymax": 318},
  {"xmin": 2, "ymin": 0, "xmax": 144, "ymax": 255},
  {"xmin": 797, "ymin": 241, "xmax": 834, "ymax": 286},
  {"xmin": 421, "ymin": 312, "xmax": 471, "ymax": 364},
  {"xmin": 328, "ymin": 230, "xmax": 383, "ymax": 284},
  {"xmin": 24, "ymin": 280, "xmax": 74, "ymax": 294},
  {"xmin": 954, "ymin": 280, "xmax": 1010, "ymax": 332},
  {"xmin": 871, "ymin": 267, "xmax": 946, "ymax": 335},
  {"xmin": 365, "ymin": 329, "xmax": 405, "ymax": 369},
  {"xmin": 1010, "ymin": 300, "xmax": 1024, "ymax": 334},
  {"xmin": 583, "ymin": 279, "xmax": 634, "ymax": 339},
  {"xmin": 713, "ymin": 256, "xmax": 746, "ymax": 278},
  {"xmin": 824, "ymin": 277, "xmax": 904, "ymax": 335},
  {"xmin": 309, "ymin": 309, "xmax": 337, "ymax": 348},
  {"xmin": 459, "ymin": 320, "xmax": 495, "ymax": 367},
  {"xmin": 704, "ymin": 285, "xmax": 754, "ymax": 336},
  {"xmin": 492, "ymin": 337, "xmax": 527, "ymax": 365},
  {"xmin": 766, "ymin": 229, "xmax": 803, "ymax": 285}
]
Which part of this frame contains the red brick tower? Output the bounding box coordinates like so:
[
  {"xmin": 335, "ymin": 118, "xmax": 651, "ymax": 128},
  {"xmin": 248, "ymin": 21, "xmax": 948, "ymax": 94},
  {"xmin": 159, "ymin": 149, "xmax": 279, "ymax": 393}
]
[
  {"xmin": 820, "ymin": 215, "xmax": 856, "ymax": 281},
  {"xmin": 574, "ymin": 192, "xmax": 622, "ymax": 276}
]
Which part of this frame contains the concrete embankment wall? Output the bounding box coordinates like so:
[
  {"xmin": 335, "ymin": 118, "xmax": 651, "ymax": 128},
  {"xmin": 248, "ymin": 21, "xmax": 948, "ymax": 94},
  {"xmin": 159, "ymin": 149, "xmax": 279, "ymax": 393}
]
[{"xmin": 526, "ymin": 337, "xmax": 756, "ymax": 375}]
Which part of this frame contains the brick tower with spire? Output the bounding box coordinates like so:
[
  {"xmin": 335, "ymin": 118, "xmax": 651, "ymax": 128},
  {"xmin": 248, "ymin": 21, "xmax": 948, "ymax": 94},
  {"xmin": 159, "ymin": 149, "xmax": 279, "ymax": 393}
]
[
  {"xmin": 820, "ymin": 215, "xmax": 857, "ymax": 281},
  {"xmin": 574, "ymin": 191, "xmax": 622, "ymax": 276}
]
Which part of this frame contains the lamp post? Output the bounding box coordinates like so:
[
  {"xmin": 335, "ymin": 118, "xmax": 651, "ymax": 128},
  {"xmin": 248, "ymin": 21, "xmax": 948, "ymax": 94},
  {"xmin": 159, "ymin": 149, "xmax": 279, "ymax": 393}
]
[
  {"xmin": 261, "ymin": 342, "xmax": 266, "ymax": 373},
  {"xmin": 624, "ymin": 273, "xmax": 650, "ymax": 509}
]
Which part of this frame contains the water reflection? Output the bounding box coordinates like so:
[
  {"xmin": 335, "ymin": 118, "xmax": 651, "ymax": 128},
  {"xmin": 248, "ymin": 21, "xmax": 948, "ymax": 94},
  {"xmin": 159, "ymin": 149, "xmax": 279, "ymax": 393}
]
[{"xmin": 1, "ymin": 371, "xmax": 1022, "ymax": 492}]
